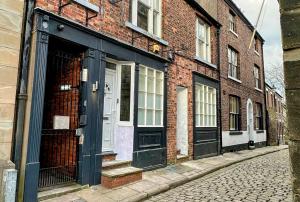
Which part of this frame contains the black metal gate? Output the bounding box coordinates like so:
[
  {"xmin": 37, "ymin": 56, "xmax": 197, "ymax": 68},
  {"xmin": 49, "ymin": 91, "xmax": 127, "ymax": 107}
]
[{"xmin": 38, "ymin": 47, "xmax": 84, "ymax": 189}]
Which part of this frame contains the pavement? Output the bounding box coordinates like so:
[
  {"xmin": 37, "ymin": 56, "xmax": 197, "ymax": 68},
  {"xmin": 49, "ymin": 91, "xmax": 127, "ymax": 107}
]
[{"xmin": 42, "ymin": 145, "xmax": 288, "ymax": 202}]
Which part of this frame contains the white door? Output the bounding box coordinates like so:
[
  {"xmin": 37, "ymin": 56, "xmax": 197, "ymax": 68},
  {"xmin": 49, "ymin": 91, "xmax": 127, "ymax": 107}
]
[
  {"xmin": 102, "ymin": 68, "xmax": 117, "ymax": 152},
  {"xmin": 247, "ymin": 99, "xmax": 254, "ymax": 142},
  {"xmin": 176, "ymin": 86, "xmax": 188, "ymax": 156}
]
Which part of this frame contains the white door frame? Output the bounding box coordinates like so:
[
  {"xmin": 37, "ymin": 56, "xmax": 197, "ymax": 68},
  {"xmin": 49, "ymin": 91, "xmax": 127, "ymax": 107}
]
[
  {"xmin": 247, "ymin": 99, "xmax": 254, "ymax": 142},
  {"xmin": 102, "ymin": 59, "xmax": 135, "ymax": 153}
]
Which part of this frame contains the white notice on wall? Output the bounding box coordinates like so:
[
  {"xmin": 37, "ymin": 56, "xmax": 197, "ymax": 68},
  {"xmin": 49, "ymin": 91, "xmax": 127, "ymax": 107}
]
[{"xmin": 53, "ymin": 115, "xmax": 70, "ymax": 129}]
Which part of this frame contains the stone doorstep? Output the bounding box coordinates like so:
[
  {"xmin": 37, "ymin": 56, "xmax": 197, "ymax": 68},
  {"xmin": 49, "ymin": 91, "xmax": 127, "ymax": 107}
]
[
  {"xmin": 176, "ymin": 154, "xmax": 189, "ymax": 163},
  {"xmin": 101, "ymin": 167, "xmax": 143, "ymax": 189},
  {"xmin": 38, "ymin": 184, "xmax": 87, "ymax": 201},
  {"xmin": 102, "ymin": 167, "xmax": 143, "ymax": 178},
  {"xmin": 102, "ymin": 160, "xmax": 132, "ymax": 170},
  {"xmin": 101, "ymin": 151, "xmax": 117, "ymax": 162}
]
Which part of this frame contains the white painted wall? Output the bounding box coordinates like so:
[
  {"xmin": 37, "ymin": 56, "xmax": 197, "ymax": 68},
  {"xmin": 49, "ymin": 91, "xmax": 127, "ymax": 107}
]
[
  {"xmin": 222, "ymin": 130, "xmax": 267, "ymax": 147},
  {"xmin": 114, "ymin": 126, "xmax": 134, "ymax": 161}
]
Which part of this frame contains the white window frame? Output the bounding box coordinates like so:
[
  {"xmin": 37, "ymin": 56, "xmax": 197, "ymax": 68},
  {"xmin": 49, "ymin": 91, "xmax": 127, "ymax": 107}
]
[
  {"xmin": 138, "ymin": 65, "xmax": 164, "ymax": 127},
  {"xmin": 229, "ymin": 11, "xmax": 237, "ymax": 34},
  {"xmin": 130, "ymin": 0, "xmax": 162, "ymax": 37},
  {"xmin": 196, "ymin": 18, "xmax": 211, "ymax": 63},
  {"xmin": 254, "ymin": 65, "xmax": 261, "ymax": 89},
  {"xmin": 228, "ymin": 47, "xmax": 239, "ymax": 80},
  {"xmin": 195, "ymin": 83, "xmax": 217, "ymax": 128},
  {"xmin": 106, "ymin": 59, "xmax": 135, "ymax": 126}
]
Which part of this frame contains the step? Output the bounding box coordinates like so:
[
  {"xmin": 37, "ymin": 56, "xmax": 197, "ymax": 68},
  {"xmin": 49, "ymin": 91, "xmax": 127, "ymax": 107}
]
[
  {"xmin": 101, "ymin": 151, "xmax": 117, "ymax": 161},
  {"xmin": 101, "ymin": 167, "xmax": 143, "ymax": 189},
  {"xmin": 102, "ymin": 160, "xmax": 131, "ymax": 170},
  {"xmin": 38, "ymin": 184, "xmax": 87, "ymax": 201},
  {"xmin": 176, "ymin": 154, "xmax": 189, "ymax": 163}
]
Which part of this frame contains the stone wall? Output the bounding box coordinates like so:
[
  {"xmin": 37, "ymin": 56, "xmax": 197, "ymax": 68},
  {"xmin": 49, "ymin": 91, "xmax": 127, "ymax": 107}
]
[{"xmin": 0, "ymin": 0, "xmax": 24, "ymax": 160}]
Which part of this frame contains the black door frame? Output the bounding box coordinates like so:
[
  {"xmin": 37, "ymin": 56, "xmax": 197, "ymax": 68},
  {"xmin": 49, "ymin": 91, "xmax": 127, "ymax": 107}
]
[
  {"xmin": 192, "ymin": 73, "xmax": 220, "ymax": 160},
  {"xmin": 23, "ymin": 9, "xmax": 168, "ymax": 201}
]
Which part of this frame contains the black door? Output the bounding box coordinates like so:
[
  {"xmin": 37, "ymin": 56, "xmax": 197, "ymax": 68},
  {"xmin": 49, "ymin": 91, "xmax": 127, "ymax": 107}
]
[
  {"xmin": 38, "ymin": 40, "xmax": 85, "ymax": 189},
  {"xmin": 193, "ymin": 74, "xmax": 219, "ymax": 159}
]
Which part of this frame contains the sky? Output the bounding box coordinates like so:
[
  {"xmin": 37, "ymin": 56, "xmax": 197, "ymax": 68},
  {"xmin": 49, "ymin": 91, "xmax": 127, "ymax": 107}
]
[{"xmin": 232, "ymin": 0, "xmax": 283, "ymax": 72}]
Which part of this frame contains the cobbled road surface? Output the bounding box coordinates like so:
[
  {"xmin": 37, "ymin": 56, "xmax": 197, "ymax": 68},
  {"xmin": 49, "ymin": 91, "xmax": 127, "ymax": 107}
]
[{"xmin": 145, "ymin": 150, "xmax": 292, "ymax": 202}]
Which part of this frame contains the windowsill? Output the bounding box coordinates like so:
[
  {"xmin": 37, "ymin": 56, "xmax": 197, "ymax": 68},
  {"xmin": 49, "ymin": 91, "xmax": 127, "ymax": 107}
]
[
  {"xmin": 73, "ymin": 0, "xmax": 99, "ymax": 12},
  {"xmin": 255, "ymin": 87, "xmax": 263, "ymax": 93},
  {"xmin": 256, "ymin": 130, "xmax": 264, "ymax": 134},
  {"xmin": 254, "ymin": 50, "xmax": 260, "ymax": 56},
  {"xmin": 194, "ymin": 56, "xmax": 217, "ymax": 69},
  {"xmin": 228, "ymin": 76, "xmax": 242, "ymax": 84},
  {"xmin": 229, "ymin": 131, "xmax": 243, "ymax": 135},
  {"xmin": 138, "ymin": 125, "xmax": 164, "ymax": 128},
  {"xmin": 229, "ymin": 29, "xmax": 238, "ymax": 38},
  {"xmin": 125, "ymin": 21, "xmax": 169, "ymax": 46}
]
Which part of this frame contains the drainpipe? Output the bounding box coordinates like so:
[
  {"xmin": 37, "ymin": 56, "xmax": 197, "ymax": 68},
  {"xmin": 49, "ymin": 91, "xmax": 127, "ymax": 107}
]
[
  {"xmin": 217, "ymin": 27, "xmax": 223, "ymax": 155},
  {"xmin": 261, "ymin": 41, "xmax": 268, "ymax": 146},
  {"xmin": 12, "ymin": 0, "xmax": 36, "ymax": 172}
]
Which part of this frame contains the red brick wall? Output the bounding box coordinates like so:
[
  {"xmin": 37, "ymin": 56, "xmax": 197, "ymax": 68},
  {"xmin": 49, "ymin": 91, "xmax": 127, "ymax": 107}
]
[
  {"xmin": 217, "ymin": 0, "xmax": 266, "ymax": 131},
  {"xmin": 35, "ymin": 0, "xmax": 166, "ymax": 54},
  {"xmin": 164, "ymin": 0, "xmax": 219, "ymax": 163}
]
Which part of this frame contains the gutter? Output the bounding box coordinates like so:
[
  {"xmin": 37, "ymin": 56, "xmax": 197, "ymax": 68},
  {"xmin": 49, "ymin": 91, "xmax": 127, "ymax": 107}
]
[
  {"xmin": 13, "ymin": 0, "xmax": 36, "ymax": 176},
  {"xmin": 217, "ymin": 27, "xmax": 223, "ymax": 154}
]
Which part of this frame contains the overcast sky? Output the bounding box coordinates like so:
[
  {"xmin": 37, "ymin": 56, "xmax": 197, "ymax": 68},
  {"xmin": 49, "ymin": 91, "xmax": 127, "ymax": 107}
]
[{"xmin": 232, "ymin": 0, "xmax": 283, "ymax": 70}]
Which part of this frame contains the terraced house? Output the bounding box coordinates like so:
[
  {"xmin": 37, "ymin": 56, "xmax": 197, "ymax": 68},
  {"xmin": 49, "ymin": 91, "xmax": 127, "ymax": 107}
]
[{"xmin": 2, "ymin": 0, "xmax": 267, "ymax": 201}]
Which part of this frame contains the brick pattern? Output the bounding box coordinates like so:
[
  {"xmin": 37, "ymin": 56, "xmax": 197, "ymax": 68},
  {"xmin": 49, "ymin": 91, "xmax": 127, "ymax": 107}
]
[
  {"xmin": 164, "ymin": 0, "xmax": 219, "ymax": 163},
  {"xmin": 217, "ymin": 0, "xmax": 266, "ymax": 132},
  {"xmin": 101, "ymin": 172, "xmax": 142, "ymax": 189}
]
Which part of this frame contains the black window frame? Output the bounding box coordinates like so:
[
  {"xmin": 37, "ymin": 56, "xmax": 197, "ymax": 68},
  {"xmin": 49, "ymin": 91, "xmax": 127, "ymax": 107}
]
[
  {"xmin": 255, "ymin": 102, "xmax": 263, "ymax": 130},
  {"xmin": 229, "ymin": 95, "xmax": 241, "ymax": 131}
]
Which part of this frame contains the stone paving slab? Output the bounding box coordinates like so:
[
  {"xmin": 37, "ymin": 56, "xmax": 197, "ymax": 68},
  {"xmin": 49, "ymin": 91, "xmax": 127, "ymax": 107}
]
[{"xmin": 43, "ymin": 145, "xmax": 288, "ymax": 202}]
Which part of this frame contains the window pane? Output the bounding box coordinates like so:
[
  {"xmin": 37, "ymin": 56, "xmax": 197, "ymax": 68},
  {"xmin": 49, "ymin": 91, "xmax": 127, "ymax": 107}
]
[
  {"xmin": 120, "ymin": 65, "xmax": 131, "ymax": 121},
  {"xmin": 196, "ymin": 115, "xmax": 200, "ymax": 127},
  {"xmin": 147, "ymin": 69, "xmax": 154, "ymax": 93},
  {"xmin": 155, "ymin": 95, "xmax": 163, "ymax": 110},
  {"xmin": 146, "ymin": 109, "xmax": 154, "ymax": 125},
  {"xmin": 138, "ymin": 109, "xmax": 145, "ymax": 125},
  {"xmin": 156, "ymin": 78, "xmax": 163, "ymax": 95},
  {"xmin": 155, "ymin": 110, "xmax": 162, "ymax": 125},
  {"xmin": 138, "ymin": 92, "xmax": 146, "ymax": 108},
  {"xmin": 137, "ymin": 1, "xmax": 149, "ymax": 31},
  {"xmin": 147, "ymin": 93, "xmax": 154, "ymax": 109},
  {"xmin": 153, "ymin": 11, "xmax": 159, "ymax": 35}
]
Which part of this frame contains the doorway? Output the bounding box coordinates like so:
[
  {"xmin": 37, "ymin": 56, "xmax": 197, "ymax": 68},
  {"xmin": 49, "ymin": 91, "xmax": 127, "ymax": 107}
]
[
  {"xmin": 102, "ymin": 64, "xmax": 117, "ymax": 152},
  {"xmin": 38, "ymin": 39, "xmax": 85, "ymax": 189},
  {"xmin": 247, "ymin": 99, "xmax": 255, "ymax": 143},
  {"xmin": 176, "ymin": 86, "xmax": 188, "ymax": 157}
]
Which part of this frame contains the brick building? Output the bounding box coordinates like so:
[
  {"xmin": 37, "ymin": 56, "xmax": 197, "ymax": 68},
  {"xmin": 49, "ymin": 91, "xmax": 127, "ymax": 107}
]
[
  {"xmin": 164, "ymin": 0, "xmax": 221, "ymax": 163},
  {"xmin": 217, "ymin": 0, "xmax": 267, "ymax": 151},
  {"xmin": 9, "ymin": 0, "xmax": 268, "ymax": 201},
  {"xmin": 265, "ymin": 83, "xmax": 285, "ymax": 146}
]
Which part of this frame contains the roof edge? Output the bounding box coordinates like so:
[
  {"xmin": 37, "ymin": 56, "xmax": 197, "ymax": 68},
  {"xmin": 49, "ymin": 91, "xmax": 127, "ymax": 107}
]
[{"xmin": 224, "ymin": 0, "xmax": 265, "ymax": 42}]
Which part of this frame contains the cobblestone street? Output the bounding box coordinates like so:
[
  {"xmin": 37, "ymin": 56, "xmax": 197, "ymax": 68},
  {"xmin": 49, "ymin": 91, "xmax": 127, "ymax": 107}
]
[{"xmin": 145, "ymin": 150, "xmax": 292, "ymax": 202}]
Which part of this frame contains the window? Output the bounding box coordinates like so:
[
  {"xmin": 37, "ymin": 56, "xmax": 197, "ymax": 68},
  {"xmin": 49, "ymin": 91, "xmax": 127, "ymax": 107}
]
[
  {"xmin": 228, "ymin": 47, "xmax": 239, "ymax": 80},
  {"xmin": 255, "ymin": 103, "xmax": 263, "ymax": 130},
  {"xmin": 130, "ymin": 0, "xmax": 162, "ymax": 37},
  {"xmin": 138, "ymin": 66, "xmax": 164, "ymax": 126},
  {"xmin": 229, "ymin": 96, "xmax": 240, "ymax": 131},
  {"xmin": 195, "ymin": 84, "xmax": 217, "ymax": 127},
  {"xmin": 120, "ymin": 65, "xmax": 131, "ymax": 121},
  {"xmin": 196, "ymin": 19, "xmax": 211, "ymax": 62},
  {"xmin": 229, "ymin": 11, "xmax": 236, "ymax": 33},
  {"xmin": 254, "ymin": 65, "xmax": 261, "ymax": 89},
  {"xmin": 254, "ymin": 37, "xmax": 259, "ymax": 52}
]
